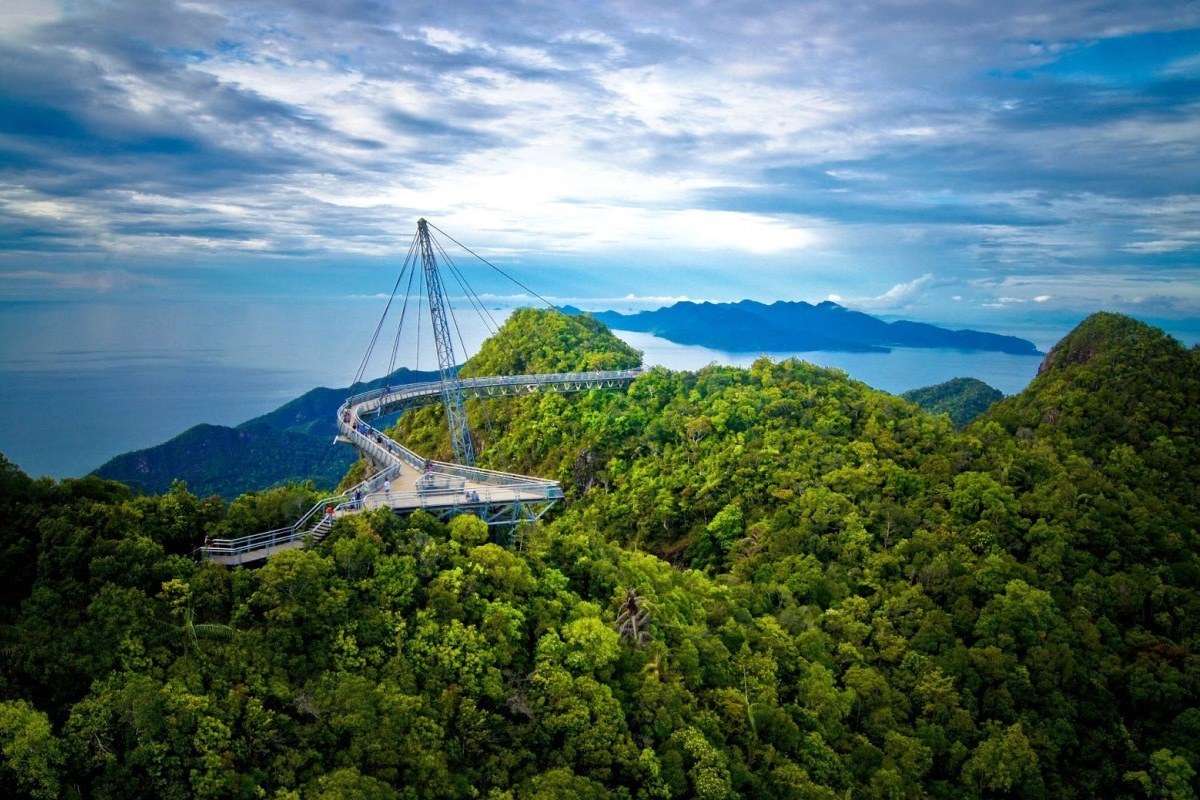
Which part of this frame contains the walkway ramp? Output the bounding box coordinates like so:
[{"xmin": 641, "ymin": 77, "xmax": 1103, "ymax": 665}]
[{"xmin": 200, "ymin": 369, "xmax": 639, "ymax": 565}]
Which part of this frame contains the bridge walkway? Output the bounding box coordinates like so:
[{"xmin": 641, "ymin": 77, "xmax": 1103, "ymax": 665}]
[{"xmin": 199, "ymin": 369, "xmax": 640, "ymax": 565}]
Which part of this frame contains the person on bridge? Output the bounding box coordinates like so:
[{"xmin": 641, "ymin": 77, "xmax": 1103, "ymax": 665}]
[
  {"xmin": 353, "ymin": 488, "xmax": 363, "ymax": 509},
  {"xmin": 325, "ymin": 504, "xmax": 334, "ymax": 520},
  {"xmin": 383, "ymin": 478, "xmax": 391, "ymax": 495}
]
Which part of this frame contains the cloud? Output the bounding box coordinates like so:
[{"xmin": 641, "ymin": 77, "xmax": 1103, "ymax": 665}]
[
  {"xmin": 0, "ymin": 0, "xmax": 1195, "ymax": 312},
  {"xmin": 0, "ymin": 269, "xmax": 163, "ymax": 292},
  {"xmin": 349, "ymin": 291, "xmax": 700, "ymax": 308},
  {"xmin": 972, "ymin": 272, "xmax": 1200, "ymax": 316},
  {"xmin": 0, "ymin": 0, "xmax": 60, "ymax": 39},
  {"xmin": 991, "ymin": 294, "xmax": 1053, "ymax": 305},
  {"xmin": 477, "ymin": 292, "xmax": 701, "ymax": 308},
  {"xmin": 829, "ymin": 273, "xmax": 935, "ymax": 310}
]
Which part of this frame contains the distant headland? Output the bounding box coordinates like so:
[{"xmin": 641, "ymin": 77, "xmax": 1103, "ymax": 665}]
[{"xmin": 563, "ymin": 299, "xmax": 1042, "ymax": 355}]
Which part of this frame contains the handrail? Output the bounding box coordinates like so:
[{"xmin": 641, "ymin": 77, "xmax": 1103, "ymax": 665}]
[
  {"xmin": 339, "ymin": 369, "xmax": 642, "ymax": 488},
  {"xmin": 205, "ymin": 493, "xmax": 348, "ymax": 547},
  {"xmin": 202, "ymin": 368, "xmax": 641, "ymax": 561},
  {"xmin": 342, "ymin": 369, "xmax": 643, "ymax": 408}
]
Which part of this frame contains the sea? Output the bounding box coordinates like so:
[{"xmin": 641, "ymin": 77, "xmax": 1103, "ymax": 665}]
[{"xmin": 1, "ymin": 298, "xmax": 1194, "ymax": 479}]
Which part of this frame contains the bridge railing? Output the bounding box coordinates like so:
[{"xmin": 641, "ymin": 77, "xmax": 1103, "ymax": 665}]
[
  {"xmin": 343, "ymin": 369, "xmax": 642, "ymax": 410},
  {"xmin": 198, "ymin": 480, "xmax": 566, "ymax": 561},
  {"xmin": 338, "ymin": 369, "xmax": 641, "ymax": 488},
  {"xmin": 356, "ymin": 482, "xmax": 564, "ymax": 511},
  {"xmin": 421, "ymin": 459, "xmax": 556, "ymax": 487},
  {"xmin": 202, "ymin": 369, "xmax": 639, "ymax": 563},
  {"xmin": 197, "ymin": 459, "xmax": 402, "ymax": 557},
  {"xmin": 345, "ymin": 422, "xmax": 427, "ymax": 472},
  {"xmin": 199, "ymin": 494, "xmax": 351, "ymax": 557},
  {"xmin": 345, "ymin": 418, "xmax": 557, "ymax": 489}
]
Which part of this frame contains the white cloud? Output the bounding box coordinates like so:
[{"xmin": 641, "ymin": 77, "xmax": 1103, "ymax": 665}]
[
  {"xmin": 973, "ymin": 273, "xmax": 1200, "ymax": 316},
  {"xmin": 2, "ymin": 0, "xmax": 1199, "ymax": 307},
  {"xmin": 0, "ymin": 0, "xmax": 60, "ymax": 39},
  {"xmin": 0, "ymin": 270, "xmax": 163, "ymax": 292},
  {"xmin": 420, "ymin": 27, "xmax": 478, "ymax": 54},
  {"xmin": 983, "ymin": 293, "xmax": 1052, "ymax": 305},
  {"xmin": 1123, "ymin": 239, "xmax": 1197, "ymax": 254},
  {"xmin": 473, "ymin": 292, "xmax": 697, "ymax": 305},
  {"xmin": 830, "ymin": 273, "xmax": 935, "ymax": 310}
]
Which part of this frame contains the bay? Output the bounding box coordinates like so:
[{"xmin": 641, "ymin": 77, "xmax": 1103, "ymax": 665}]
[{"xmin": 611, "ymin": 330, "xmax": 1044, "ymax": 395}]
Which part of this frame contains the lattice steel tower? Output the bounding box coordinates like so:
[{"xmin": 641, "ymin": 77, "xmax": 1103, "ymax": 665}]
[{"xmin": 416, "ymin": 218, "xmax": 476, "ymax": 465}]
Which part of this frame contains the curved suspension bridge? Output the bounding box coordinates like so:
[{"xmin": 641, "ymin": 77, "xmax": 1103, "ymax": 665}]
[{"xmin": 199, "ymin": 220, "xmax": 641, "ymax": 566}]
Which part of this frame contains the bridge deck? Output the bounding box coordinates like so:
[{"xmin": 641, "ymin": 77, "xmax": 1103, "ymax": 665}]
[{"xmin": 199, "ymin": 369, "xmax": 639, "ymax": 565}]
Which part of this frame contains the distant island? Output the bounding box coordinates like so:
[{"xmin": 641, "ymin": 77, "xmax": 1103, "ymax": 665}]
[
  {"xmin": 563, "ymin": 299, "xmax": 1041, "ymax": 355},
  {"xmin": 93, "ymin": 367, "xmax": 439, "ymax": 498}
]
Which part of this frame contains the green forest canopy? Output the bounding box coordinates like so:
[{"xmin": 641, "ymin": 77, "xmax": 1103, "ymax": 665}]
[
  {"xmin": 901, "ymin": 378, "xmax": 1004, "ymax": 427},
  {"xmin": 1, "ymin": 309, "xmax": 1198, "ymax": 799}
]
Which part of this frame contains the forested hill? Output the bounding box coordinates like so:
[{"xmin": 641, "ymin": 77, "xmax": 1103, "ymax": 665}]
[
  {"xmin": 2, "ymin": 310, "xmax": 1199, "ymax": 799},
  {"xmin": 986, "ymin": 312, "xmax": 1200, "ymax": 463},
  {"xmin": 93, "ymin": 367, "xmax": 439, "ymax": 497},
  {"xmin": 564, "ymin": 299, "xmax": 1041, "ymax": 355},
  {"xmin": 902, "ymin": 377, "xmax": 1004, "ymax": 426}
]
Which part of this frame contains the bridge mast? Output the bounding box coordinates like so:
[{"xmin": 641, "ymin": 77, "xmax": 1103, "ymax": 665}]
[{"xmin": 415, "ymin": 218, "xmax": 476, "ymax": 465}]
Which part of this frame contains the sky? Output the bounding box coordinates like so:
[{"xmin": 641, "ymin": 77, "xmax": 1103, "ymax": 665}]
[{"xmin": 1, "ymin": 0, "xmax": 1199, "ymax": 332}]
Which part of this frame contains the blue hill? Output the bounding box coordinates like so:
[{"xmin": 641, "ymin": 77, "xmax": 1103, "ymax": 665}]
[
  {"xmin": 93, "ymin": 367, "xmax": 439, "ymax": 497},
  {"xmin": 565, "ymin": 299, "xmax": 1041, "ymax": 355}
]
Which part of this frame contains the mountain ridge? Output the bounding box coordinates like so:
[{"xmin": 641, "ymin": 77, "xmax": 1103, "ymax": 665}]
[
  {"xmin": 563, "ymin": 298, "xmax": 1042, "ymax": 355},
  {"xmin": 93, "ymin": 366, "xmax": 440, "ymax": 497}
]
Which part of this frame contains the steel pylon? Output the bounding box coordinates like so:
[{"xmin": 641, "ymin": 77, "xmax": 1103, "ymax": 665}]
[{"xmin": 415, "ymin": 218, "xmax": 476, "ymax": 465}]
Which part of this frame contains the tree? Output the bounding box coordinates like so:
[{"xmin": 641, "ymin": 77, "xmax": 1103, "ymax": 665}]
[
  {"xmin": 0, "ymin": 700, "xmax": 62, "ymax": 800},
  {"xmin": 961, "ymin": 722, "xmax": 1039, "ymax": 794}
]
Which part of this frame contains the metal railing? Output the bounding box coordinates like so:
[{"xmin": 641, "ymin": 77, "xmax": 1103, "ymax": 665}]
[
  {"xmin": 199, "ymin": 497, "xmax": 346, "ymax": 562},
  {"xmin": 339, "ymin": 369, "xmax": 641, "ymax": 489},
  {"xmin": 201, "ymin": 369, "xmax": 640, "ymax": 563}
]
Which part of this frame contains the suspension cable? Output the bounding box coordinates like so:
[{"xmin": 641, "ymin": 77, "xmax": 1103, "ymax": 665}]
[
  {"xmin": 431, "ymin": 234, "xmax": 473, "ymax": 374},
  {"xmin": 354, "ymin": 233, "xmax": 417, "ymax": 386},
  {"xmin": 431, "ymin": 229, "xmax": 498, "ymax": 335},
  {"xmin": 427, "ymin": 221, "xmax": 562, "ymax": 313},
  {"xmin": 428, "ymin": 227, "xmax": 500, "ymax": 448},
  {"xmin": 443, "ymin": 250, "xmax": 500, "ymax": 334},
  {"xmin": 358, "ymin": 221, "xmax": 570, "ymax": 389},
  {"xmin": 385, "ymin": 247, "xmax": 421, "ymax": 383}
]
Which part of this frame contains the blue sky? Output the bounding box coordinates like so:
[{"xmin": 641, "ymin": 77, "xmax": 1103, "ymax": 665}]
[{"xmin": 0, "ymin": 0, "xmax": 1198, "ymax": 330}]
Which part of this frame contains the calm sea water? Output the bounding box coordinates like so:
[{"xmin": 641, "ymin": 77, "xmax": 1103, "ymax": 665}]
[
  {"xmin": 0, "ymin": 299, "xmax": 509, "ymax": 478},
  {"xmin": 1, "ymin": 299, "xmax": 1192, "ymax": 478},
  {"xmin": 614, "ymin": 331, "xmax": 1043, "ymax": 395}
]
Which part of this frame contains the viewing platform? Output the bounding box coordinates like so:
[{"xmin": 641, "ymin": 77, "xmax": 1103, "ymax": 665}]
[{"xmin": 199, "ymin": 369, "xmax": 640, "ymax": 565}]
